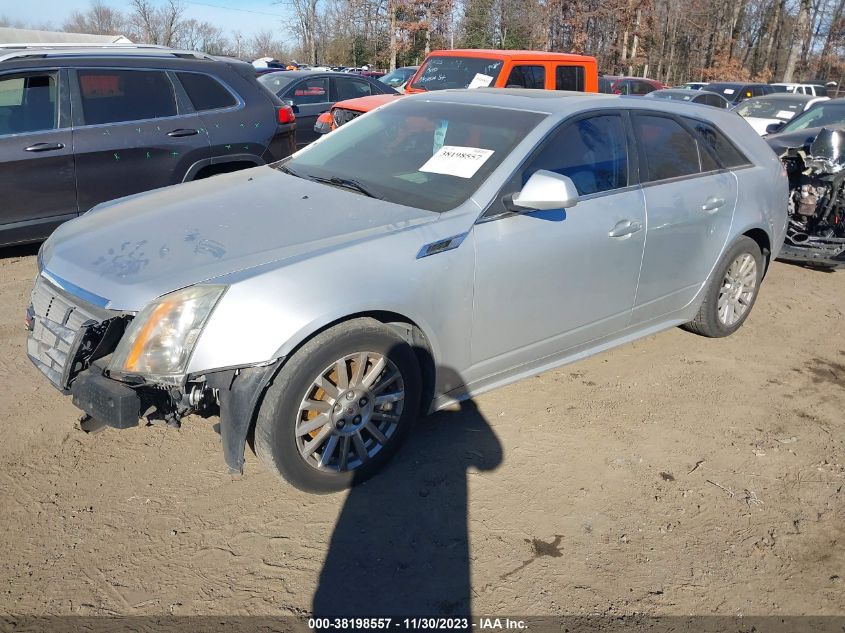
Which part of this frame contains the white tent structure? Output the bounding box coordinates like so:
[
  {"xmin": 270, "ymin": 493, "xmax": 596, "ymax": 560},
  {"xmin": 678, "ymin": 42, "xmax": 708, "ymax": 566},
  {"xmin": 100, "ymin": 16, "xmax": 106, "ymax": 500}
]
[{"xmin": 0, "ymin": 26, "xmax": 132, "ymax": 45}]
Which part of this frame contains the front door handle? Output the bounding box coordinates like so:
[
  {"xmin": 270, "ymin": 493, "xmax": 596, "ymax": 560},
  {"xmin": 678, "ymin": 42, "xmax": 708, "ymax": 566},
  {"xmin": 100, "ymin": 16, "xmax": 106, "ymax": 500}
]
[
  {"xmin": 608, "ymin": 219, "xmax": 644, "ymax": 238},
  {"xmin": 167, "ymin": 128, "xmax": 199, "ymax": 137},
  {"xmin": 701, "ymin": 197, "xmax": 726, "ymax": 213},
  {"xmin": 24, "ymin": 142, "xmax": 65, "ymax": 152}
]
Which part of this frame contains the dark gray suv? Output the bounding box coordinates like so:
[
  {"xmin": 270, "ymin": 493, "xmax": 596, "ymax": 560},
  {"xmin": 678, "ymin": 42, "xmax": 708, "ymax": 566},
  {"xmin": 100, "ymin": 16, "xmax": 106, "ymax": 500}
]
[{"xmin": 0, "ymin": 46, "xmax": 297, "ymax": 246}]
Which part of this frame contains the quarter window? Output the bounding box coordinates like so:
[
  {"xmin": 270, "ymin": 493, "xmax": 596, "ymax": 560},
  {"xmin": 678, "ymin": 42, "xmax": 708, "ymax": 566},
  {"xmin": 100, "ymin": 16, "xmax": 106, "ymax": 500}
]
[
  {"xmin": 524, "ymin": 114, "xmax": 628, "ymax": 195},
  {"xmin": 176, "ymin": 72, "xmax": 236, "ymax": 111},
  {"xmin": 77, "ymin": 69, "xmax": 177, "ymax": 125},
  {"xmin": 0, "ymin": 73, "xmax": 57, "ymax": 135},
  {"xmin": 505, "ymin": 65, "xmax": 545, "ymax": 89},
  {"xmin": 555, "ymin": 65, "xmax": 585, "ymax": 91},
  {"xmin": 633, "ymin": 114, "xmax": 701, "ymax": 181}
]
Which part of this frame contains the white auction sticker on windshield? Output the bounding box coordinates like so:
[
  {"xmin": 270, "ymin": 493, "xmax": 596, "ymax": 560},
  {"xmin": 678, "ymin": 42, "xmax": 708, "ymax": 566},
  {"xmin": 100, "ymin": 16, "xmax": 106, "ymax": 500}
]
[
  {"xmin": 723, "ymin": 88, "xmax": 735, "ymax": 95},
  {"xmin": 775, "ymin": 110, "xmax": 796, "ymax": 119},
  {"xmin": 419, "ymin": 146, "xmax": 495, "ymax": 179},
  {"xmin": 467, "ymin": 73, "xmax": 494, "ymax": 89}
]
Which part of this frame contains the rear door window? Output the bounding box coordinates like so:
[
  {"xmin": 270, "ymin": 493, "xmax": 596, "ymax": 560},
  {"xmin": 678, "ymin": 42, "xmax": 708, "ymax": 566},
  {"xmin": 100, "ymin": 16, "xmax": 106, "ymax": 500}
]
[
  {"xmin": 333, "ymin": 76, "xmax": 373, "ymax": 101},
  {"xmin": 505, "ymin": 65, "xmax": 545, "ymax": 89},
  {"xmin": 176, "ymin": 72, "xmax": 237, "ymax": 111},
  {"xmin": 285, "ymin": 77, "xmax": 329, "ymax": 105},
  {"xmin": 555, "ymin": 65, "xmax": 585, "ymax": 91},
  {"xmin": 0, "ymin": 72, "xmax": 57, "ymax": 135},
  {"xmin": 633, "ymin": 114, "xmax": 701, "ymax": 181},
  {"xmin": 77, "ymin": 69, "xmax": 177, "ymax": 125}
]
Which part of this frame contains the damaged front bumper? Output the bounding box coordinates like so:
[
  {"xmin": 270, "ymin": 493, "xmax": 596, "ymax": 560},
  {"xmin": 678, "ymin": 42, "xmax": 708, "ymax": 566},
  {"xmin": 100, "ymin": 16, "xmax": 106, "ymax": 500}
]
[{"xmin": 26, "ymin": 272, "xmax": 282, "ymax": 474}]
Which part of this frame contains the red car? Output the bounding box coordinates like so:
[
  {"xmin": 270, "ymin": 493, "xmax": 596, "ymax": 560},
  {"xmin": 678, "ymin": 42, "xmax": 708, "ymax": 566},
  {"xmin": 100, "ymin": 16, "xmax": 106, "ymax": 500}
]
[{"xmin": 599, "ymin": 75, "xmax": 664, "ymax": 95}]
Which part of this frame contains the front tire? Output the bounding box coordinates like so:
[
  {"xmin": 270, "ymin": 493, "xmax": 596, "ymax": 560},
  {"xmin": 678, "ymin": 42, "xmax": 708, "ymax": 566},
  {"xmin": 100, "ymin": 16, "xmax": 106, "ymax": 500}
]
[
  {"xmin": 254, "ymin": 318, "xmax": 421, "ymax": 493},
  {"xmin": 684, "ymin": 236, "xmax": 764, "ymax": 338}
]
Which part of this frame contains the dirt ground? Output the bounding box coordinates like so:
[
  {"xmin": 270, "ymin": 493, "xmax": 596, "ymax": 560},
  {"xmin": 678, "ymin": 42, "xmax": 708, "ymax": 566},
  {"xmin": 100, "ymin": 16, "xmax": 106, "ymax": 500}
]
[{"xmin": 0, "ymin": 245, "xmax": 843, "ymax": 621}]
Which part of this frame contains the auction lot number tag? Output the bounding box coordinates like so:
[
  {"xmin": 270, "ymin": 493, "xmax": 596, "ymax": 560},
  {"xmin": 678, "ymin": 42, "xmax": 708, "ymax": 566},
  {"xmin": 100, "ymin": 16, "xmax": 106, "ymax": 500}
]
[{"xmin": 419, "ymin": 145, "xmax": 494, "ymax": 179}]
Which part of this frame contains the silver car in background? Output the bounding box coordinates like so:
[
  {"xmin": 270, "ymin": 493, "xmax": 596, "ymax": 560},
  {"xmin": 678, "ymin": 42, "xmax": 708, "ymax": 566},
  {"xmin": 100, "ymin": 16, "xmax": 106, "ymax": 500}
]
[{"xmin": 28, "ymin": 89, "xmax": 787, "ymax": 492}]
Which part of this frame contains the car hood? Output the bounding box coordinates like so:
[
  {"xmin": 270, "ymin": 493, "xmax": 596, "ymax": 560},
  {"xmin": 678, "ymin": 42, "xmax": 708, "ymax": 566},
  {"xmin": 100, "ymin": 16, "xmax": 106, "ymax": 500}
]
[
  {"xmin": 764, "ymin": 126, "xmax": 826, "ymax": 154},
  {"xmin": 41, "ymin": 166, "xmax": 435, "ymax": 311}
]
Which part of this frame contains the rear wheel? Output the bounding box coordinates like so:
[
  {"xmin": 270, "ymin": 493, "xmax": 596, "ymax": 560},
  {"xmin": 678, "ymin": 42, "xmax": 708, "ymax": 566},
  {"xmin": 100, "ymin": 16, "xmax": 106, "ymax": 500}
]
[
  {"xmin": 254, "ymin": 318, "xmax": 421, "ymax": 493},
  {"xmin": 684, "ymin": 236, "xmax": 763, "ymax": 338}
]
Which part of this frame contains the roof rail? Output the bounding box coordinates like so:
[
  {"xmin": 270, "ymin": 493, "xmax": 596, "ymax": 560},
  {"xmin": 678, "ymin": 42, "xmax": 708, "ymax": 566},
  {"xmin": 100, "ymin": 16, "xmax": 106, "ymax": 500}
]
[{"xmin": 0, "ymin": 45, "xmax": 218, "ymax": 63}]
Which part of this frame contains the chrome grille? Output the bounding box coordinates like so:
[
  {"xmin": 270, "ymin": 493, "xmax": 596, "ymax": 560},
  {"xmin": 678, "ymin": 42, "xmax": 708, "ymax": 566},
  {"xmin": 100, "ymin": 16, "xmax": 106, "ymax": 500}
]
[{"xmin": 27, "ymin": 274, "xmax": 113, "ymax": 390}]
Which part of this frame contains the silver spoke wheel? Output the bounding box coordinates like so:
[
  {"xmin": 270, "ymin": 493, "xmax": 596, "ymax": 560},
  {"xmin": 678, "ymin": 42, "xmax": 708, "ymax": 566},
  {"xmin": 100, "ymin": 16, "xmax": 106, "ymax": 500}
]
[
  {"xmin": 717, "ymin": 253, "xmax": 757, "ymax": 327},
  {"xmin": 295, "ymin": 351, "xmax": 405, "ymax": 472}
]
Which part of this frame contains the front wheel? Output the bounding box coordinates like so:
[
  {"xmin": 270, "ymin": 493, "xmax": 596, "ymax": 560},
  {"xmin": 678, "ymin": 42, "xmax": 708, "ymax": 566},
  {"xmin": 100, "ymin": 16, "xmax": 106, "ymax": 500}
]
[
  {"xmin": 684, "ymin": 236, "xmax": 764, "ymax": 338},
  {"xmin": 254, "ymin": 318, "xmax": 421, "ymax": 493}
]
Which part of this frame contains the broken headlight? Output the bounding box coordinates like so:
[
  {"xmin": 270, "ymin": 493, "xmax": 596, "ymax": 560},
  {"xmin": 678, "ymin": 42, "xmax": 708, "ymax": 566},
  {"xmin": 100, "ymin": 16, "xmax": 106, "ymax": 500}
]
[{"xmin": 108, "ymin": 285, "xmax": 226, "ymax": 384}]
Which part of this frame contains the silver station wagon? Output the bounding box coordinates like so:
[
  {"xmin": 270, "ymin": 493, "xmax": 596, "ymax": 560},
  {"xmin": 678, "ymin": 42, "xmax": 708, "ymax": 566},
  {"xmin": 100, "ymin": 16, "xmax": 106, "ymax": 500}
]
[{"xmin": 28, "ymin": 89, "xmax": 787, "ymax": 492}]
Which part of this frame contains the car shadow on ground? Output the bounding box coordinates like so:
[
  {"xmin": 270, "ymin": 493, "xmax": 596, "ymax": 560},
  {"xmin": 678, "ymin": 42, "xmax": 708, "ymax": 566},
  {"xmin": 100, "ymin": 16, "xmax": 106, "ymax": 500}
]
[
  {"xmin": 0, "ymin": 243, "xmax": 39, "ymax": 260},
  {"xmin": 312, "ymin": 397, "xmax": 503, "ymax": 618}
]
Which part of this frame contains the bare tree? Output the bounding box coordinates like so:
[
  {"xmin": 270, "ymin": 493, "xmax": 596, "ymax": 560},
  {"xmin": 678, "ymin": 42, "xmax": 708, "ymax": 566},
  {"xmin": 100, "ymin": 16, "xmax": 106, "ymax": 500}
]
[
  {"xmin": 63, "ymin": 0, "xmax": 126, "ymax": 35},
  {"xmin": 129, "ymin": 0, "xmax": 185, "ymax": 47}
]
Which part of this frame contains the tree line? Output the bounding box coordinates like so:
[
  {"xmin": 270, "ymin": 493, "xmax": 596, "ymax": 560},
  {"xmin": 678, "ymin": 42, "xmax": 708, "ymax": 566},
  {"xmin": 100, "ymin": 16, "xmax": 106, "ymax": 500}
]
[{"xmin": 3, "ymin": 0, "xmax": 842, "ymax": 85}]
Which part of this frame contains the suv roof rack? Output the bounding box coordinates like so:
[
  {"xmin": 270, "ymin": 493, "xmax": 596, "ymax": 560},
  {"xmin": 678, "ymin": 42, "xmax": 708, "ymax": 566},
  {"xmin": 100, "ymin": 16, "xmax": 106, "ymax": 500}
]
[{"xmin": 0, "ymin": 44, "xmax": 218, "ymax": 63}]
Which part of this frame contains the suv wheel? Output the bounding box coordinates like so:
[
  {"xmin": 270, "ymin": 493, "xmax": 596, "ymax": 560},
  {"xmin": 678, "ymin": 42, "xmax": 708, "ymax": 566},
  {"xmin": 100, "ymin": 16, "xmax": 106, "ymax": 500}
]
[
  {"xmin": 684, "ymin": 236, "xmax": 763, "ymax": 338},
  {"xmin": 254, "ymin": 318, "xmax": 421, "ymax": 493}
]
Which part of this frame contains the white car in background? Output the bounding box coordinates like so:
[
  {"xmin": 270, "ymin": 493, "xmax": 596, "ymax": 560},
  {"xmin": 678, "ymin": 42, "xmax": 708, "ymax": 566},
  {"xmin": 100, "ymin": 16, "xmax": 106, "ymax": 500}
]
[
  {"xmin": 770, "ymin": 82, "xmax": 830, "ymax": 97},
  {"xmin": 735, "ymin": 93, "xmax": 829, "ymax": 135}
]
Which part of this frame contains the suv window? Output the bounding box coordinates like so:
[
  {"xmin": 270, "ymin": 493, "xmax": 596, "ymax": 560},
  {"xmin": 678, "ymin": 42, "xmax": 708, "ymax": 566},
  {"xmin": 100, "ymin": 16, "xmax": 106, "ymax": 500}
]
[
  {"xmin": 286, "ymin": 77, "xmax": 329, "ymax": 105},
  {"xmin": 506, "ymin": 65, "xmax": 545, "ymax": 89},
  {"xmin": 555, "ymin": 65, "xmax": 585, "ymax": 91},
  {"xmin": 523, "ymin": 114, "xmax": 628, "ymax": 195},
  {"xmin": 176, "ymin": 72, "xmax": 236, "ymax": 111},
  {"xmin": 685, "ymin": 118, "xmax": 750, "ymax": 168},
  {"xmin": 77, "ymin": 69, "xmax": 177, "ymax": 125},
  {"xmin": 633, "ymin": 114, "xmax": 701, "ymax": 181},
  {"xmin": 0, "ymin": 72, "xmax": 57, "ymax": 135},
  {"xmin": 334, "ymin": 76, "xmax": 372, "ymax": 101}
]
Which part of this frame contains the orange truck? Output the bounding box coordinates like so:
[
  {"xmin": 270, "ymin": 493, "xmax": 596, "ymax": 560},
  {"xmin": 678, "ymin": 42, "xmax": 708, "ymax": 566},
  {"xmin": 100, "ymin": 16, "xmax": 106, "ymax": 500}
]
[{"xmin": 314, "ymin": 48, "xmax": 599, "ymax": 135}]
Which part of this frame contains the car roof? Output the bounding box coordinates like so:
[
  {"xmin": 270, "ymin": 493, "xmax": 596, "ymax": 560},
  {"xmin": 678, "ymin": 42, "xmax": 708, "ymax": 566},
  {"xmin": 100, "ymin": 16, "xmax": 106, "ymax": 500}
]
[
  {"xmin": 653, "ymin": 88, "xmax": 701, "ymax": 95},
  {"xmin": 0, "ymin": 44, "xmax": 219, "ymax": 64},
  {"xmin": 427, "ymin": 48, "xmax": 594, "ymax": 62}
]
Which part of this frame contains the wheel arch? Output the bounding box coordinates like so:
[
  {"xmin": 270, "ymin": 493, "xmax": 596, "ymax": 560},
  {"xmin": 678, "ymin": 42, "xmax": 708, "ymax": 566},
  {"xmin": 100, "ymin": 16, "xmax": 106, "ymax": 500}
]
[
  {"xmin": 273, "ymin": 310, "xmax": 438, "ymax": 415},
  {"xmin": 740, "ymin": 226, "xmax": 772, "ymax": 276}
]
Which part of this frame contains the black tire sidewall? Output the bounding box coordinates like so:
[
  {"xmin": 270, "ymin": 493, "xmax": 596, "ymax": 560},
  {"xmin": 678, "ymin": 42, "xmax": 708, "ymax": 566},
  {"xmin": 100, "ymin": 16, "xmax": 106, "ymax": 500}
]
[
  {"xmin": 256, "ymin": 321, "xmax": 421, "ymax": 493},
  {"xmin": 703, "ymin": 237, "xmax": 764, "ymax": 337}
]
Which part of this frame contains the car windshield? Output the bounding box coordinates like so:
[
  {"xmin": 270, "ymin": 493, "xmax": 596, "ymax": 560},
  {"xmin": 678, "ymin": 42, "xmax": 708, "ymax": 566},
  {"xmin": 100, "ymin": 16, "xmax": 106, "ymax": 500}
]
[
  {"xmin": 702, "ymin": 83, "xmax": 742, "ymax": 98},
  {"xmin": 736, "ymin": 98, "xmax": 806, "ymax": 120},
  {"xmin": 409, "ymin": 56, "xmax": 504, "ymax": 91},
  {"xmin": 258, "ymin": 72, "xmax": 298, "ymax": 94},
  {"xmin": 379, "ymin": 68, "xmax": 414, "ymax": 87},
  {"xmin": 276, "ymin": 99, "xmax": 545, "ymax": 212},
  {"xmin": 780, "ymin": 102, "xmax": 845, "ymax": 132}
]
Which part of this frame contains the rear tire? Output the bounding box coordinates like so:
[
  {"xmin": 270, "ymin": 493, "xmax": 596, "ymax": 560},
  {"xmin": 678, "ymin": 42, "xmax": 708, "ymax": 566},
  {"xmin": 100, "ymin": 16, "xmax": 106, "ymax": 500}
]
[
  {"xmin": 254, "ymin": 318, "xmax": 421, "ymax": 493},
  {"xmin": 684, "ymin": 236, "xmax": 763, "ymax": 338}
]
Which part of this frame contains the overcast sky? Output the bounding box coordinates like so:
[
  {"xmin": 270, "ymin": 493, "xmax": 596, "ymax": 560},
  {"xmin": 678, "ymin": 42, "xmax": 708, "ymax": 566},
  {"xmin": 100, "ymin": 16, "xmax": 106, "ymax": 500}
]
[{"xmin": 3, "ymin": 0, "xmax": 291, "ymax": 39}]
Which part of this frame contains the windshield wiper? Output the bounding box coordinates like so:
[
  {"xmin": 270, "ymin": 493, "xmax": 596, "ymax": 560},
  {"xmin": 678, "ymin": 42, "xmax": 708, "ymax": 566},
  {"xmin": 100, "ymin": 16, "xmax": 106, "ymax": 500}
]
[
  {"xmin": 309, "ymin": 175, "xmax": 381, "ymax": 199},
  {"xmin": 276, "ymin": 163, "xmax": 302, "ymax": 178}
]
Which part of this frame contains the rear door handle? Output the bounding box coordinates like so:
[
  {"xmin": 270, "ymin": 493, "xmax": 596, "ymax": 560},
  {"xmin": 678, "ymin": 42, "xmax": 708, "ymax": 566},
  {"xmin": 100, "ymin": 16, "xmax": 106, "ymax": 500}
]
[
  {"xmin": 608, "ymin": 219, "xmax": 643, "ymax": 238},
  {"xmin": 701, "ymin": 197, "xmax": 726, "ymax": 213},
  {"xmin": 167, "ymin": 128, "xmax": 199, "ymax": 137},
  {"xmin": 24, "ymin": 142, "xmax": 65, "ymax": 152}
]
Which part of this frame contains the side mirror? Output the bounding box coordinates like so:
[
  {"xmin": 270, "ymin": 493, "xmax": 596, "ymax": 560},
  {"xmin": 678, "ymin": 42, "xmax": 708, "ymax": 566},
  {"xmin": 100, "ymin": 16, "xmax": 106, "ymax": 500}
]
[
  {"xmin": 509, "ymin": 170, "xmax": 579, "ymax": 211},
  {"xmin": 282, "ymin": 98, "xmax": 299, "ymax": 113},
  {"xmin": 766, "ymin": 121, "xmax": 786, "ymax": 134}
]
